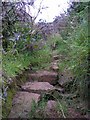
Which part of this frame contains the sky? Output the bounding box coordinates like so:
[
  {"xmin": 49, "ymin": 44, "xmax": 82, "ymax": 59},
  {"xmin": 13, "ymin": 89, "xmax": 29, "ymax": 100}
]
[
  {"xmin": 25, "ymin": 0, "xmax": 71, "ymax": 23},
  {"xmin": 2, "ymin": 0, "xmax": 71, "ymax": 23}
]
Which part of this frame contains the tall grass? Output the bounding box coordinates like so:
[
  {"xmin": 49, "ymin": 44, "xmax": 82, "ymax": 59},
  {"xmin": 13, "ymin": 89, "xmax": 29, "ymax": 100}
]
[
  {"xmin": 56, "ymin": 7, "xmax": 88, "ymax": 99},
  {"xmin": 3, "ymin": 51, "xmax": 32, "ymax": 77},
  {"xmin": 3, "ymin": 44, "xmax": 51, "ymax": 78},
  {"xmin": 67, "ymin": 20, "xmax": 88, "ymax": 99}
]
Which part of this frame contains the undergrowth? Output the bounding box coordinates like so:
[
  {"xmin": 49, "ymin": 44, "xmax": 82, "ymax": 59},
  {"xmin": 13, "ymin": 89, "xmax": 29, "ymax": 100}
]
[
  {"xmin": 29, "ymin": 95, "xmax": 68, "ymax": 118},
  {"xmin": 56, "ymin": 7, "xmax": 88, "ymax": 100},
  {"xmin": 3, "ymin": 52, "xmax": 31, "ymax": 77},
  {"xmin": 3, "ymin": 46, "xmax": 51, "ymax": 78}
]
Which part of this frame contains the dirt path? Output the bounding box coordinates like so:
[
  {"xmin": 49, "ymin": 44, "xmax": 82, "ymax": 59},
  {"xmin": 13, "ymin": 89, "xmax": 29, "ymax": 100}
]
[{"xmin": 8, "ymin": 51, "xmax": 87, "ymax": 119}]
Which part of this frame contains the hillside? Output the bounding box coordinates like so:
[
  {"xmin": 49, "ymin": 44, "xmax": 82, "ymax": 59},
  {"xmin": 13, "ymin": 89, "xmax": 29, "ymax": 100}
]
[{"xmin": 1, "ymin": 1, "xmax": 89, "ymax": 119}]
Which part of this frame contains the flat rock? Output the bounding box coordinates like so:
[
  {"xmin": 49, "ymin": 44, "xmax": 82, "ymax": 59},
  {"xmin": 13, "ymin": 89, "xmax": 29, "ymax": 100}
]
[
  {"xmin": 21, "ymin": 82, "xmax": 55, "ymax": 94},
  {"xmin": 8, "ymin": 92, "xmax": 40, "ymax": 118},
  {"xmin": 29, "ymin": 70, "xmax": 58, "ymax": 85}
]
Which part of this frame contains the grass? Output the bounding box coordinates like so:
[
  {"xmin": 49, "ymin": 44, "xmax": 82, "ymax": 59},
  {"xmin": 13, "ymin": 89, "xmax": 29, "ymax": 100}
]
[
  {"xmin": 2, "ymin": 51, "xmax": 31, "ymax": 77},
  {"xmin": 29, "ymin": 48, "xmax": 51, "ymax": 70},
  {"xmin": 29, "ymin": 93, "xmax": 68, "ymax": 118},
  {"xmin": 29, "ymin": 98, "xmax": 47, "ymax": 118},
  {"xmin": 55, "ymin": 12, "xmax": 88, "ymax": 99},
  {"xmin": 3, "ymin": 46, "xmax": 51, "ymax": 78}
]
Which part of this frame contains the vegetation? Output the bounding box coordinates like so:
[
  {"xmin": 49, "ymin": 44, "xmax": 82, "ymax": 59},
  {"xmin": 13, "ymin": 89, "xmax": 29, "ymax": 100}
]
[
  {"xmin": 1, "ymin": 1, "xmax": 89, "ymax": 119},
  {"xmin": 59, "ymin": 3, "xmax": 88, "ymax": 99},
  {"xmin": 29, "ymin": 94, "xmax": 68, "ymax": 118},
  {"xmin": 3, "ymin": 47, "xmax": 51, "ymax": 77}
]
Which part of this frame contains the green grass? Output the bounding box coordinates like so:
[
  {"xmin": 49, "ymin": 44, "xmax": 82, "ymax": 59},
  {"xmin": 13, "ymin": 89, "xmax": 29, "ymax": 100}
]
[
  {"xmin": 3, "ymin": 45, "xmax": 52, "ymax": 78},
  {"xmin": 56, "ymin": 14, "xmax": 88, "ymax": 99},
  {"xmin": 3, "ymin": 52, "xmax": 32, "ymax": 77},
  {"xmin": 32, "ymin": 48, "xmax": 51, "ymax": 69},
  {"xmin": 29, "ymin": 98, "xmax": 47, "ymax": 118},
  {"xmin": 29, "ymin": 93, "xmax": 68, "ymax": 118}
]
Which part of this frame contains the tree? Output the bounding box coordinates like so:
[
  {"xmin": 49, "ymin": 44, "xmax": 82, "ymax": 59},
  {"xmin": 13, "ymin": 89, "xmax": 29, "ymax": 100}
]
[{"xmin": 2, "ymin": 0, "xmax": 45, "ymax": 52}]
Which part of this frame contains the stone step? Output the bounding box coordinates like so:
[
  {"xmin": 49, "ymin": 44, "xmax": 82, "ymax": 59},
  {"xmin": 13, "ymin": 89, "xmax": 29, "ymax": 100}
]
[
  {"xmin": 28, "ymin": 70, "xmax": 58, "ymax": 85},
  {"xmin": 51, "ymin": 62, "xmax": 57, "ymax": 65},
  {"xmin": 50, "ymin": 65, "xmax": 59, "ymax": 72},
  {"xmin": 50, "ymin": 61, "xmax": 59, "ymax": 72},
  {"xmin": 21, "ymin": 82, "xmax": 56, "ymax": 94},
  {"xmin": 53, "ymin": 55, "xmax": 59, "ymax": 60},
  {"xmin": 8, "ymin": 92, "xmax": 40, "ymax": 118}
]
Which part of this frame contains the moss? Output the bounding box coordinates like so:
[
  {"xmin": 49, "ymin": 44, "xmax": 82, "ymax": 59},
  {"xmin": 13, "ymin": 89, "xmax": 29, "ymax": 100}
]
[
  {"xmin": 2, "ymin": 69, "xmax": 30, "ymax": 118},
  {"xmin": 2, "ymin": 88, "xmax": 16, "ymax": 118}
]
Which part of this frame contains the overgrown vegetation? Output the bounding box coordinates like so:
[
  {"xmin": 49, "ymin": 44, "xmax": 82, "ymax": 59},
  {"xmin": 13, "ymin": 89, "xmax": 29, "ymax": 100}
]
[
  {"xmin": 3, "ymin": 47, "xmax": 51, "ymax": 78},
  {"xmin": 59, "ymin": 3, "xmax": 88, "ymax": 100},
  {"xmin": 29, "ymin": 94, "xmax": 68, "ymax": 118},
  {"xmin": 1, "ymin": 1, "xmax": 89, "ymax": 118}
]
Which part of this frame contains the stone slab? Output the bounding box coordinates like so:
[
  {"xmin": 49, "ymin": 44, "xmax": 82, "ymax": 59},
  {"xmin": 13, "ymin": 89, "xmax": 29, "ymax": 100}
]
[
  {"xmin": 8, "ymin": 92, "xmax": 40, "ymax": 118},
  {"xmin": 21, "ymin": 82, "xmax": 55, "ymax": 94},
  {"xmin": 29, "ymin": 70, "xmax": 58, "ymax": 85}
]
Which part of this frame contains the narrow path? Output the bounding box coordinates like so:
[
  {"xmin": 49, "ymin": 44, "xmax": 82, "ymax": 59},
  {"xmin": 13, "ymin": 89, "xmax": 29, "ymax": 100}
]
[{"xmin": 8, "ymin": 51, "xmax": 86, "ymax": 118}]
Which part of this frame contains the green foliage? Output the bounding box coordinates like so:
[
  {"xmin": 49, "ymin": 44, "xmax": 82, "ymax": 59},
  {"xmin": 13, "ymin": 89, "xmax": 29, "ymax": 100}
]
[
  {"xmin": 47, "ymin": 35, "xmax": 63, "ymax": 45},
  {"xmin": 29, "ymin": 98, "xmax": 47, "ymax": 118},
  {"xmin": 29, "ymin": 100, "xmax": 38, "ymax": 118},
  {"xmin": 67, "ymin": 21, "xmax": 88, "ymax": 98},
  {"xmin": 58, "ymin": 5, "xmax": 88, "ymax": 99},
  {"xmin": 3, "ymin": 52, "xmax": 31, "ymax": 77},
  {"xmin": 2, "ymin": 45, "xmax": 51, "ymax": 118},
  {"xmin": 3, "ymin": 44, "xmax": 51, "ymax": 77},
  {"xmin": 60, "ymin": 2, "xmax": 88, "ymax": 40},
  {"xmin": 29, "ymin": 47, "xmax": 51, "ymax": 70},
  {"xmin": 29, "ymin": 94, "xmax": 67, "ymax": 118},
  {"xmin": 56, "ymin": 100, "xmax": 68, "ymax": 118}
]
